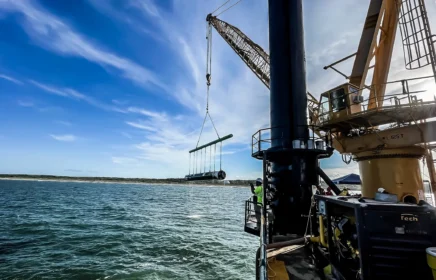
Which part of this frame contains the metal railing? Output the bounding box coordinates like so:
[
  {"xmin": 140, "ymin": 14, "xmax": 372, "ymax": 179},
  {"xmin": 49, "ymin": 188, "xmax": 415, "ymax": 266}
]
[
  {"xmin": 398, "ymin": 0, "xmax": 435, "ymax": 70},
  {"xmin": 251, "ymin": 126, "xmax": 330, "ymax": 157},
  {"xmin": 251, "ymin": 127, "xmax": 272, "ymax": 157},
  {"xmin": 245, "ymin": 199, "xmax": 260, "ymax": 230},
  {"xmin": 314, "ymin": 75, "xmax": 436, "ymax": 127}
]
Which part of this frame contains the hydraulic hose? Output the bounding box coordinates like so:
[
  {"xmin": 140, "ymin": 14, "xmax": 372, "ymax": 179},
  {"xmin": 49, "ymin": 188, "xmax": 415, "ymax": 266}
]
[{"xmin": 266, "ymin": 237, "xmax": 306, "ymax": 250}]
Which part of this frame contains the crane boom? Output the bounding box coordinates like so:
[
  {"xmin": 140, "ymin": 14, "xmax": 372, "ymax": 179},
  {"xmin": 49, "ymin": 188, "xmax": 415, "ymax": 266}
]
[
  {"xmin": 206, "ymin": 14, "xmax": 270, "ymax": 88},
  {"xmin": 206, "ymin": 14, "xmax": 319, "ymax": 114}
]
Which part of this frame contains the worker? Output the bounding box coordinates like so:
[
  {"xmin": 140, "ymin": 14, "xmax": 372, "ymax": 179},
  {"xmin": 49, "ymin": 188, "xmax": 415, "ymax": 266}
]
[{"xmin": 250, "ymin": 178, "xmax": 263, "ymax": 229}]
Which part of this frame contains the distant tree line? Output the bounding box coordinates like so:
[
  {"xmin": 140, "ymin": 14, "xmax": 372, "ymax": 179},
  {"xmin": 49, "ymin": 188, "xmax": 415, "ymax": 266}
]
[{"xmin": 0, "ymin": 174, "xmax": 252, "ymax": 186}]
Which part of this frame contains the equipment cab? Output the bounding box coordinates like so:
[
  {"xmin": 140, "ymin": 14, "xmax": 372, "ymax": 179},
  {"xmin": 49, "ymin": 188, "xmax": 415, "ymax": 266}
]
[{"xmin": 318, "ymin": 83, "xmax": 361, "ymax": 125}]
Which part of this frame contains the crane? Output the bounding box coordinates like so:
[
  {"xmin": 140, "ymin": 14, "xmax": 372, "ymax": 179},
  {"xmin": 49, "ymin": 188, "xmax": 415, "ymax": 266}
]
[{"xmin": 206, "ymin": 14, "xmax": 320, "ymax": 121}]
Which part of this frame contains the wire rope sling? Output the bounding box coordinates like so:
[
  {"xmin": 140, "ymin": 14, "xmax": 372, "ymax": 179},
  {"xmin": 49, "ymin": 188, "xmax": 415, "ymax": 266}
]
[{"xmin": 185, "ymin": 20, "xmax": 233, "ymax": 181}]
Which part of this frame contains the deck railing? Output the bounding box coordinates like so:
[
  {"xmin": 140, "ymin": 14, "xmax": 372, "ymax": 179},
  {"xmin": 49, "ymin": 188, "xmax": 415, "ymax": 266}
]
[
  {"xmin": 315, "ymin": 75, "xmax": 436, "ymax": 126},
  {"xmin": 251, "ymin": 126, "xmax": 330, "ymax": 158}
]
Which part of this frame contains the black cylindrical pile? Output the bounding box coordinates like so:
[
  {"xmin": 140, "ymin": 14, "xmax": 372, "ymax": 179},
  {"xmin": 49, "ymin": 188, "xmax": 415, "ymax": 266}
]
[{"xmin": 185, "ymin": 170, "xmax": 226, "ymax": 181}]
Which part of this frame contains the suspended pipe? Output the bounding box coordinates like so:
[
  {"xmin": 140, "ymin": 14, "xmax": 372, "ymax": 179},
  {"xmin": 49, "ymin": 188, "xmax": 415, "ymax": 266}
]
[
  {"xmin": 266, "ymin": 237, "xmax": 306, "ymax": 250},
  {"xmin": 185, "ymin": 170, "xmax": 226, "ymax": 181}
]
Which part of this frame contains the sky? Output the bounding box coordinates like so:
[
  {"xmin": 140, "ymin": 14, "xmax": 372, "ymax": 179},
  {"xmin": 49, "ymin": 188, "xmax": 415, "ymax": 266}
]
[{"xmin": 0, "ymin": 0, "xmax": 435, "ymax": 179}]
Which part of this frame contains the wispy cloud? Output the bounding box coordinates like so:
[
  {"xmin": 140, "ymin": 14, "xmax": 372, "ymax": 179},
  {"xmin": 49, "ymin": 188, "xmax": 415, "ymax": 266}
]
[
  {"xmin": 30, "ymin": 80, "xmax": 126, "ymax": 113},
  {"xmin": 120, "ymin": 105, "xmax": 239, "ymax": 176},
  {"xmin": 0, "ymin": 0, "xmax": 166, "ymax": 91},
  {"xmin": 50, "ymin": 134, "xmax": 77, "ymax": 142},
  {"xmin": 128, "ymin": 0, "xmax": 160, "ymax": 18},
  {"xmin": 0, "ymin": 74, "xmax": 23, "ymax": 85},
  {"xmin": 29, "ymin": 80, "xmax": 71, "ymax": 97},
  {"xmin": 64, "ymin": 168, "xmax": 82, "ymax": 173},
  {"xmin": 112, "ymin": 99, "xmax": 129, "ymax": 106},
  {"xmin": 126, "ymin": 121, "xmax": 157, "ymax": 132},
  {"xmin": 121, "ymin": 132, "xmax": 132, "ymax": 139},
  {"xmin": 17, "ymin": 99, "xmax": 63, "ymax": 113},
  {"xmin": 323, "ymin": 164, "xmax": 359, "ymax": 180},
  {"xmin": 54, "ymin": 120, "xmax": 72, "ymax": 126},
  {"xmin": 127, "ymin": 106, "xmax": 167, "ymax": 120},
  {"xmin": 112, "ymin": 156, "xmax": 139, "ymax": 165},
  {"xmin": 17, "ymin": 100, "xmax": 34, "ymax": 107}
]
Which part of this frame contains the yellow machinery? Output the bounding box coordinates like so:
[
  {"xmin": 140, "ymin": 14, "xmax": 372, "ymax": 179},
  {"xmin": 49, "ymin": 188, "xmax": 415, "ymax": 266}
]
[
  {"xmin": 306, "ymin": 1, "xmax": 436, "ymax": 278},
  {"xmin": 312, "ymin": 0, "xmax": 436, "ymax": 203}
]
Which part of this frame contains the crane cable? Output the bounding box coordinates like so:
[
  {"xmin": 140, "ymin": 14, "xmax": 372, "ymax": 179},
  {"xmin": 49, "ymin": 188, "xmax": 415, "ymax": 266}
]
[
  {"xmin": 211, "ymin": 0, "xmax": 243, "ymax": 17},
  {"xmin": 210, "ymin": 0, "xmax": 231, "ymax": 15},
  {"xmin": 197, "ymin": 0, "xmax": 244, "ymax": 148},
  {"xmin": 214, "ymin": 0, "xmax": 242, "ymax": 17},
  {"xmin": 196, "ymin": 0, "xmax": 243, "ymax": 156},
  {"xmin": 196, "ymin": 23, "xmax": 220, "ymax": 148}
]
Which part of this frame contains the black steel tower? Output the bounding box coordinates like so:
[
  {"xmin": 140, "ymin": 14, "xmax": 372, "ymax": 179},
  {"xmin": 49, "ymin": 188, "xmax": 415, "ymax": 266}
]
[{"xmin": 267, "ymin": 0, "xmax": 329, "ymax": 235}]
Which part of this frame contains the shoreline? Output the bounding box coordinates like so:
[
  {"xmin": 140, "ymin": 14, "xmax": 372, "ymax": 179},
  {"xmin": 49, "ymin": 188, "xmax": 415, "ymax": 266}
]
[
  {"xmin": 0, "ymin": 175, "xmax": 361, "ymax": 190},
  {"xmin": 0, "ymin": 175, "xmax": 251, "ymax": 187}
]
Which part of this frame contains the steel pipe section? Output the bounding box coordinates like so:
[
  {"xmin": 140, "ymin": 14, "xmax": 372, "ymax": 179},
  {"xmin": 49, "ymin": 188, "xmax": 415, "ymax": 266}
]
[{"xmin": 185, "ymin": 170, "xmax": 226, "ymax": 181}]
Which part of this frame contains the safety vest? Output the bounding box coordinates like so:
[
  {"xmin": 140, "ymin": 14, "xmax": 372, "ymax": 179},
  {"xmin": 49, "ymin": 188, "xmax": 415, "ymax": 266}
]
[{"xmin": 254, "ymin": 185, "xmax": 263, "ymax": 204}]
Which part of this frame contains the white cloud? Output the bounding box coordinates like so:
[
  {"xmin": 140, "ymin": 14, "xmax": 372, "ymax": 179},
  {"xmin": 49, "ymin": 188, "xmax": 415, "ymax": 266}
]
[
  {"xmin": 0, "ymin": 0, "xmax": 166, "ymax": 91},
  {"xmin": 129, "ymin": 0, "xmax": 160, "ymax": 18},
  {"xmin": 125, "ymin": 121, "xmax": 157, "ymax": 131},
  {"xmin": 112, "ymin": 156, "xmax": 139, "ymax": 165},
  {"xmin": 0, "ymin": 73, "xmax": 23, "ymax": 85},
  {"xmin": 323, "ymin": 164, "xmax": 360, "ymax": 181},
  {"xmin": 17, "ymin": 100, "xmax": 34, "ymax": 107},
  {"xmin": 54, "ymin": 120, "xmax": 72, "ymax": 126},
  {"xmin": 112, "ymin": 99, "xmax": 129, "ymax": 106},
  {"xmin": 30, "ymin": 80, "xmax": 126, "ymax": 113},
  {"xmin": 17, "ymin": 99, "xmax": 62, "ymax": 113},
  {"xmin": 121, "ymin": 132, "xmax": 132, "ymax": 139},
  {"xmin": 29, "ymin": 80, "xmax": 74, "ymax": 97},
  {"xmin": 127, "ymin": 107, "xmax": 167, "ymax": 120},
  {"xmin": 50, "ymin": 134, "xmax": 77, "ymax": 142}
]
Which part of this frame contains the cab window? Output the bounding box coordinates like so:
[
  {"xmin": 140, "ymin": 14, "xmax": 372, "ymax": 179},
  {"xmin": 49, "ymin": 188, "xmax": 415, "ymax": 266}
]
[
  {"xmin": 330, "ymin": 87, "xmax": 347, "ymax": 112},
  {"xmin": 320, "ymin": 94, "xmax": 330, "ymax": 122}
]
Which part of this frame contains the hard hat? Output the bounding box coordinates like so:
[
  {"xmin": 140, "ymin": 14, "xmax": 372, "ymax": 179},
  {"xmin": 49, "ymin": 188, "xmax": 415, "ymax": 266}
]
[{"xmin": 256, "ymin": 178, "xmax": 263, "ymax": 184}]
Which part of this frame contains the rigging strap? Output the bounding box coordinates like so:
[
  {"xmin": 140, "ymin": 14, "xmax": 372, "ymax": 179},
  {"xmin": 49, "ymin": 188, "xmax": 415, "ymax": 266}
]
[{"xmin": 195, "ymin": 109, "xmax": 220, "ymax": 148}]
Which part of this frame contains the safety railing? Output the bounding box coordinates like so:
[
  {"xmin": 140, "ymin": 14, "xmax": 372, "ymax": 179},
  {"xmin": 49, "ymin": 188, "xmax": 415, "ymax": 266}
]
[
  {"xmin": 315, "ymin": 75, "xmax": 436, "ymax": 127},
  {"xmin": 244, "ymin": 198, "xmax": 260, "ymax": 236},
  {"xmin": 251, "ymin": 126, "xmax": 330, "ymax": 158},
  {"xmin": 397, "ymin": 0, "xmax": 434, "ymax": 70},
  {"xmin": 251, "ymin": 127, "xmax": 272, "ymax": 158}
]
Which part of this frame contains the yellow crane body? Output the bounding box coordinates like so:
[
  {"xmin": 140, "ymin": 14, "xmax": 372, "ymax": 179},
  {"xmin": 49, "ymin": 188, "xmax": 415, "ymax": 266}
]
[{"xmin": 355, "ymin": 146, "xmax": 425, "ymax": 201}]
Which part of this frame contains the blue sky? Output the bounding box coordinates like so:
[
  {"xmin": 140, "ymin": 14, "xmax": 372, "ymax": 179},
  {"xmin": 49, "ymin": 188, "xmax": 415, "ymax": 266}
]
[{"xmin": 0, "ymin": 0, "xmax": 435, "ymax": 179}]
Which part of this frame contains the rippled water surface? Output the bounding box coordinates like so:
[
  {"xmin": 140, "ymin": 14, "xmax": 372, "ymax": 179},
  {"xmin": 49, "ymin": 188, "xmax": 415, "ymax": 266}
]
[{"xmin": 0, "ymin": 180, "xmax": 257, "ymax": 279}]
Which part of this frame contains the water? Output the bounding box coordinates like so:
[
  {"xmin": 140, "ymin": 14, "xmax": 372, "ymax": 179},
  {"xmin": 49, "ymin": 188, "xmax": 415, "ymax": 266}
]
[{"xmin": 0, "ymin": 180, "xmax": 257, "ymax": 279}]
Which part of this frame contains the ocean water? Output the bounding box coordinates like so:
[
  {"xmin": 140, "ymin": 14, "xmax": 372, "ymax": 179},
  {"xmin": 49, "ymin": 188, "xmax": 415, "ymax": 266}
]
[{"xmin": 0, "ymin": 180, "xmax": 257, "ymax": 280}]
